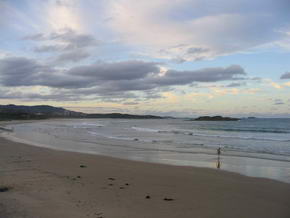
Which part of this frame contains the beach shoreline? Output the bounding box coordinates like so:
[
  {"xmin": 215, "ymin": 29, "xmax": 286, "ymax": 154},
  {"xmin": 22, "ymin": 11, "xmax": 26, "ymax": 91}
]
[
  {"xmin": 1, "ymin": 134, "xmax": 290, "ymax": 218},
  {"xmin": 3, "ymin": 119, "xmax": 290, "ymax": 184}
]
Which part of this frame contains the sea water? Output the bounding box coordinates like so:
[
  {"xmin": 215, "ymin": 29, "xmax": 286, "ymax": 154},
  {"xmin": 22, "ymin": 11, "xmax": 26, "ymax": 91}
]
[{"xmin": 4, "ymin": 118, "xmax": 290, "ymax": 183}]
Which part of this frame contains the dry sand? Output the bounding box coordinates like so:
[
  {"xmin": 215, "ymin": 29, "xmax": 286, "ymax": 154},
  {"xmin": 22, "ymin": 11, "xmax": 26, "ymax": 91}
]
[{"xmin": 0, "ymin": 136, "xmax": 290, "ymax": 218}]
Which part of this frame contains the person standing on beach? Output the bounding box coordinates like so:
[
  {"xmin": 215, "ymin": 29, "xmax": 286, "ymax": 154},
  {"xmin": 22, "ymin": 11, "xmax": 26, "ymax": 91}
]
[
  {"xmin": 216, "ymin": 147, "xmax": 221, "ymax": 169},
  {"xmin": 217, "ymin": 147, "xmax": 221, "ymax": 156}
]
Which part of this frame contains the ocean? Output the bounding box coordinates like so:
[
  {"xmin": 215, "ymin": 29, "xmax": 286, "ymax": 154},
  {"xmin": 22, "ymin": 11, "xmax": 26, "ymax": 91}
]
[{"xmin": 4, "ymin": 118, "xmax": 290, "ymax": 183}]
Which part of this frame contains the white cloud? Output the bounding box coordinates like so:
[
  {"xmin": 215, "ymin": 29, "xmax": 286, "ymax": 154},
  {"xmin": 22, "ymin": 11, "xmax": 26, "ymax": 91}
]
[
  {"xmin": 44, "ymin": 0, "xmax": 84, "ymax": 32},
  {"xmin": 105, "ymin": 0, "xmax": 290, "ymax": 61},
  {"xmin": 2, "ymin": 0, "xmax": 290, "ymax": 62}
]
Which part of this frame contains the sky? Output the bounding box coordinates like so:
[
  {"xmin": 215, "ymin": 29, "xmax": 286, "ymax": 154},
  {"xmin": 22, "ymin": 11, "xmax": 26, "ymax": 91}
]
[{"xmin": 0, "ymin": 0, "xmax": 290, "ymax": 117}]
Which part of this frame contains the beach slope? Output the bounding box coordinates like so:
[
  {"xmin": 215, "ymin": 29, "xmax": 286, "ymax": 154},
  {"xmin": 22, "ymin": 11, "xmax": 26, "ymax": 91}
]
[{"xmin": 0, "ymin": 137, "xmax": 290, "ymax": 218}]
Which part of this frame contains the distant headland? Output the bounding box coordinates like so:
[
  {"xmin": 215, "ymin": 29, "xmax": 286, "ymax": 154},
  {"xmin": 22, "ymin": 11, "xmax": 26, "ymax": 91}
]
[
  {"xmin": 0, "ymin": 104, "xmax": 163, "ymax": 120},
  {"xmin": 193, "ymin": 116, "xmax": 240, "ymax": 121}
]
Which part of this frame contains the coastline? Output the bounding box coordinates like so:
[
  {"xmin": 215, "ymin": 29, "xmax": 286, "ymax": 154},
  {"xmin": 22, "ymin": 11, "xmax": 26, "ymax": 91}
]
[
  {"xmin": 3, "ymin": 119, "xmax": 290, "ymax": 183},
  {"xmin": 1, "ymin": 135, "xmax": 290, "ymax": 217}
]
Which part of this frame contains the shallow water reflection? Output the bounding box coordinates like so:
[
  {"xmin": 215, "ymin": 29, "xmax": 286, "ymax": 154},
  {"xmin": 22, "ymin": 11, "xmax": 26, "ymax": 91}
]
[{"xmin": 216, "ymin": 156, "xmax": 221, "ymax": 169}]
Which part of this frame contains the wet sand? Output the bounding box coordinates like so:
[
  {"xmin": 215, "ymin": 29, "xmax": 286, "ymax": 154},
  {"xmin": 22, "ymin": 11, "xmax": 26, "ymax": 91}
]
[{"xmin": 1, "ymin": 136, "xmax": 290, "ymax": 218}]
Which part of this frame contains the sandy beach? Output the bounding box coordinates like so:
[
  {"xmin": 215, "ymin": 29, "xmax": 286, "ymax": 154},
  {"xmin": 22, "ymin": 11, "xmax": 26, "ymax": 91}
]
[
  {"xmin": 0, "ymin": 135, "xmax": 290, "ymax": 218},
  {"xmin": 2, "ymin": 0, "xmax": 290, "ymax": 216}
]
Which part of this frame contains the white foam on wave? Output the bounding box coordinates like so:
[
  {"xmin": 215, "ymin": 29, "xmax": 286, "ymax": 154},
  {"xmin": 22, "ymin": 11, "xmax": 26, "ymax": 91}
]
[
  {"xmin": 88, "ymin": 130, "xmax": 141, "ymax": 142},
  {"xmin": 73, "ymin": 122, "xmax": 104, "ymax": 128},
  {"xmin": 189, "ymin": 132, "xmax": 290, "ymax": 142},
  {"xmin": 155, "ymin": 128, "xmax": 290, "ymax": 142},
  {"xmin": 132, "ymin": 126, "xmax": 160, "ymax": 133}
]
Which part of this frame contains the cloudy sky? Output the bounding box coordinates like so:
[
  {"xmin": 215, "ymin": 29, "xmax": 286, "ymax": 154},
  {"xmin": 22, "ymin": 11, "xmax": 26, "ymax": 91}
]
[{"xmin": 0, "ymin": 0, "xmax": 290, "ymax": 117}]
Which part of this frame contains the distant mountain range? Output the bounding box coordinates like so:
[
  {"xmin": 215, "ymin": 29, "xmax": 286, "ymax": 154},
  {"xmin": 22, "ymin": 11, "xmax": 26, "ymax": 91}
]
[{"xmin": 0, "ymin": 104, "xmax": 163, "ymax": 120}]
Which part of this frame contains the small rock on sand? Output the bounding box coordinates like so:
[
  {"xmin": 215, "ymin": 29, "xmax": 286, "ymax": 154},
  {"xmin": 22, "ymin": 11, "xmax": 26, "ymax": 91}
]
[
  {"xmin": 163, "ymin": 197, "xmax": 174, "ymax": 201},
  {"xmin": 0, "ymin": 186, "xmax": 11, "ymax": 192}
]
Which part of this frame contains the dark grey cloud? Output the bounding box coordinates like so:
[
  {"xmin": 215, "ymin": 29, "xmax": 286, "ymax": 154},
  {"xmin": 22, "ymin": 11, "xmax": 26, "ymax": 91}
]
[
  {"xmin": 34, "ymin": 45, "xmax": 63, "ymax": 53},
  {"xmin": 150, "ymin": 65, "xmax": 246, "ymax": 86},
  {"xmin": 187, "ymin": 47, "xmax": 209, "ymax": 54},
  {"xmin": 122, "ymin": 102, "xmax": 139, "ymax": 105},
  {"xmin": 280, "ymin": 72, "xmax": 290, "ymax": 79},
  {"xmin": 0, "ymin": 56, "xmax": 248, "ymax": 100},
  {"xmin": 55, "ymin": 49, "xmax": 91, "ymax": 63},
  {"xmin": 0, "ymin": 57, "xmax": 54, "ymax": 86},
  {"xmin": 65, "ymin": 64, "xmax": 246, "ymax": 93},
  {"xmin": 94, "ymin": 81, "xmax": 153, "ymax": 93},
  {"xmin": 0, "ymin": 57, "xmax": 90, "ymax": 88},
  {"xmin": 69, "ymin": 60, "xmax": 160, "ymax": 80},
  {"xmin": 49, "ymin": 29, "xmax": 99, "ymax": 49},
  {"xmin": 25, "ymin": 29, "xmax": 99, "ymax": 51},
  {"xmin": 24, "ymin": 29, "xmax": 99, "ymax": 63},
  {"xmin": 0, "ymin": 88, "xmax": 79, "ymax": 101},
  {"xmin": 0, "ymin": 57, "xmax": 158, "ymax": 89},
  {"xmin": 142, "ymin": 91, "xmax": 164, "ymax": 100},
  {"xmin": 225, "ymin": 82, "xmax": 246, "ymax": 87},
  {"xmin": 0, "ymin": 57, "xmax": 247, "ymax": 89}
]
